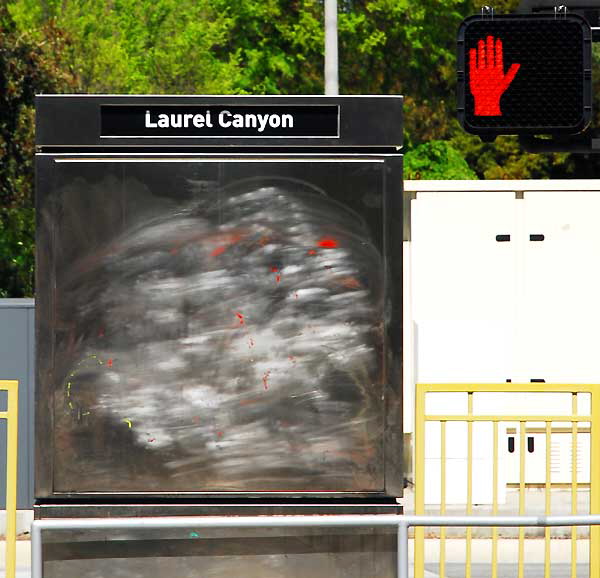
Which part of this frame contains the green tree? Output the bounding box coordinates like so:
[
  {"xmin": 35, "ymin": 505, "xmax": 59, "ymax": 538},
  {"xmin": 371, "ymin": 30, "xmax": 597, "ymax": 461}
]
[
  {"xmin": 472, "ymin": 0, "xmax": 520, "ymax": 14},
  {"xmin": 210, "ymin": 0, "xmax": 325, "ymax": 94},
  {"xmin": 405, "ymin": 140, "xmax": 477, "ymax": 179},
  {"xmin": 4, "ymin": 0, "xmax": 595, "ymax": 297},
  {"xmin": 8, "ymin": 0, "xmax": 242, "ymax": 94},
  {"xmin": 0, "ymin": 5, "xmax": 77, "ymax": 297},
  {"xmin": 449, "ymin": 132, "xmax": 573, "ymax": 180},
  {"xmin": 337, "ymin": 0, "xmax": 470, "ymax": 147}
]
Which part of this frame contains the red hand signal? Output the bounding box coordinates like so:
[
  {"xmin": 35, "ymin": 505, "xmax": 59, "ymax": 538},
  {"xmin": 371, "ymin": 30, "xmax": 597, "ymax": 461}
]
[{"xmin": 469, "ymin": 35, "xmax": 520, "ymax": 116}]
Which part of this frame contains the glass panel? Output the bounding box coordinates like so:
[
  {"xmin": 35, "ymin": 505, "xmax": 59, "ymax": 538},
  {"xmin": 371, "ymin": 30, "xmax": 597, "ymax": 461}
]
[
  {"xmin": 40, "ymin": 158, "xmax": 392, "ymax": 494},
  {"xmin": 42, "ymin": 526, "xmax": 397, "ymax": 578}
]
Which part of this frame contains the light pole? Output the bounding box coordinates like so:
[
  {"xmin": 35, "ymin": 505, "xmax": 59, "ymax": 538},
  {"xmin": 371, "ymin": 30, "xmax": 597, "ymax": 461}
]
[{"xmin": 324, "ymin": 0, "xmax": 339, "ymax": 95}]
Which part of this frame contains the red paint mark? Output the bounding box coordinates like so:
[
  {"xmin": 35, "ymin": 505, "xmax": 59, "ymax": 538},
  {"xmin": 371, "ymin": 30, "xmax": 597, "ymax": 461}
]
[
  {"xmin": 217, "ymin": 431, "xmax": 223, "ymax": 438},
  {"xmin": 288, "ymin": 355, "xmax": 296, "ymax": 364},
  {"xmin": 169, "ymin": 247, "xmax": 180, "ymax": 255},
  {"xmin": 262, "ymin": 370, "xmax": 271, "ymax": 390},
  {"xmin": 318, "ymin": 238, "xmax": 338, "ymax": 248},
  {"xmin": 192, "ymin": 416, "xmax": 201, "ymax": 424},
  {"xmin": 148, "ymin": 437, "xmax": 156, "ymax": 443},
  {"xmin": 270, "ymin": 266, "xmax": 281, "ymax": 283},
  {"xmin": 469, "ymin": 35, "xmax": 520, "ymax": 116},
  {"xmin": 340, "ymin": 276, "xmax": 361, "ymax": 289},
  {"xmin": 211, "ymin": 232, "xmax": 243, "ymax": 245},
  {"xmin": 98, "ymin": 328, "xmax": 105, "ymax": 338},
  {"xmin": 211, "ymin": 246, "xmax": 226, "ymax": 257},
  {"xmin": 248, "ymin": 337, "xmax": 255, "ymax": 348},
  {"xmin": 208, "ymin": 233, "xmax": 243, "ymax": 256},
  {"xmin": 235, "ymin": 312, "xmax": 244, "ymax": 325},
  {"xmin": 307, "ymin": 249, "xmax": 317, "ymax": 256},
  {"xmin": 107, "ymin": 358, "xmax": 113, "ymax": 368}
]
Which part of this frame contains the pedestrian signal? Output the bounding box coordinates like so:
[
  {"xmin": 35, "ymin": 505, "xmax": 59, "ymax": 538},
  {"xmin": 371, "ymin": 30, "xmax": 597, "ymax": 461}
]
[{"xmin": 457, "ymin": 14, "xmax": 592, "ymax": 137}]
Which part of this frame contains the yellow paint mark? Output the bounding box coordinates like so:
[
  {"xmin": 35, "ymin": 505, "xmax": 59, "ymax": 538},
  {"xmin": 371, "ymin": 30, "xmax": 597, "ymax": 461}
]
[
  {"xmin": 123, "ymin": 419, "xmax": 133, "ymax": 429},
  {"xmin": 65, "ymin": 354, "xmax": 108, "ymax": 403},
  {"xmin": 68, "ymin": 402, "xmax": 74, "ymax": 409}
]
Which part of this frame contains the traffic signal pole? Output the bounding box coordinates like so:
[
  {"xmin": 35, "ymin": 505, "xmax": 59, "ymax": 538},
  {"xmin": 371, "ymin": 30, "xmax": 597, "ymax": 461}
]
[{"xmin": 324, "ymin": 0, "xmax": 339, "ymax": 95}]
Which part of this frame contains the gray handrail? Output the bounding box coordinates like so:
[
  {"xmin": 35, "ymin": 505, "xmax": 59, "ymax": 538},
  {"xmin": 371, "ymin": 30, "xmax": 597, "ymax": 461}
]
[{"xmin": 31, "ymin": 513, "xmax": 600, "ymax": 578}]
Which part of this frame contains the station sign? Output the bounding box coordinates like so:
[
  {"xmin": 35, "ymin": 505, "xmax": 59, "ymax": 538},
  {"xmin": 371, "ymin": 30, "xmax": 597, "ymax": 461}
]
[{"xmin": 101, "ymin": 105, "xmax": 340, "ymax": 138}]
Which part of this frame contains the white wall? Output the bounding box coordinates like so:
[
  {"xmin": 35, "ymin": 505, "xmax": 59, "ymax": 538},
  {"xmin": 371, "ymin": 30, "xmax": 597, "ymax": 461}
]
[{"xmin": 404, "ymin": 180, "xmax": 600, "ymax": 497}]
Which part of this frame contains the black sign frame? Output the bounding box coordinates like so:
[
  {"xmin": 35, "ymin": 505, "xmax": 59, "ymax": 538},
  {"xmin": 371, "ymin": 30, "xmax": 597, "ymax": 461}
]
[{"xmin": 35, "ymin": 95, "xmax": 403, "ymax": 148}]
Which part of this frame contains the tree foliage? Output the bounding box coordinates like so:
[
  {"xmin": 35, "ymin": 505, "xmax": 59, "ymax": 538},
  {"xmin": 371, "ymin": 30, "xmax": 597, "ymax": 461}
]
[
  {"xmin": 0, "ymin": 5, "xmax": 77, "ymax": 296},
  {"xmin": 405, "ymin": 141, "xmax": 477, "ymax": 180},
  {"xmin": 338, "ymin": 0, "xmax": 469, "ymax": 147},
  {"xmin": 1, "ymin": 0, "xmax": 597, "ymax": 295},
  {"xmin": 210, "ymin": 0, "xmax": 325, "ymax": 94},
  {"xmin": 8, "ymin": 0, "xmax": 241, "ymax": 94}
]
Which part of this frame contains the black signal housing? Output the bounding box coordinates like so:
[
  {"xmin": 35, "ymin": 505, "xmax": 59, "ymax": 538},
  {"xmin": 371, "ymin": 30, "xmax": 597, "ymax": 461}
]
[{"xmin": 457, "ymin": 13, "xmax": 592, "ymax": 137}]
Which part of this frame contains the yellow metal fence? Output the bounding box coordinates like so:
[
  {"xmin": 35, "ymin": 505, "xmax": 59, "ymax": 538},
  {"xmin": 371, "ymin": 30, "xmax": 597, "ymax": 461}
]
[
  {"xmin": 414, "ymin": 383, "xmax": 600, "ymax": 578},
  {"xmin": 0, "ymin": 381, "xmax": 18, "ymax": 578}
]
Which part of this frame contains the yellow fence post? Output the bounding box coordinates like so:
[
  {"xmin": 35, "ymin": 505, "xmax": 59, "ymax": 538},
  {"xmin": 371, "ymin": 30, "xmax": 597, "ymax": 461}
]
[
  {"xmin": 0, "ymin": 381, "xmax": 18, "ymax": 578},
  {"xmin": 591, "ymin": 385, "xmax": 600, "ymax": 577},
  {"xmin": 414, "ymin": 383, "xmax": 426, "ymax": 578},
  {"xmin": 414, "ymin": 383, "xmax": 599, "ymax": 578}
]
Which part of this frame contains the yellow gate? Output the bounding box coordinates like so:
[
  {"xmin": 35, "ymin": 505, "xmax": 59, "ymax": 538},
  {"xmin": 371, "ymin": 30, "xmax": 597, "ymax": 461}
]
[
  {"xmin": 0, "ymin": 381, "xmax": 18, "ymax": 578},
  {"xmin": 414, "ymin": 383, "xmax": 600, "ymax": 578}
]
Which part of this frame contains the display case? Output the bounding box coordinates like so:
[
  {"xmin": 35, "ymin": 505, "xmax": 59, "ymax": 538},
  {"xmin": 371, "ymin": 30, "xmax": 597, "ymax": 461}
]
[{"xmin": 35, "ymin": 95, "xmax": 403, "ymax": 577}]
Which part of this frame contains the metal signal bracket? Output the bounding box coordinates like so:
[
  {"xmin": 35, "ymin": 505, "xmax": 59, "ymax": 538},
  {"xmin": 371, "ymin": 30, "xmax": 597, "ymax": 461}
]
[
  {"xmin": 555, "ymin": 4, "xmax": 568, "ymax": 18},
  {"xmin": 481, "ymin": 5, "xmax": 495, "ymax": 18},
  {"xmin": 518, "ymin": 1, "xmax": 600, "ymax": 37}
]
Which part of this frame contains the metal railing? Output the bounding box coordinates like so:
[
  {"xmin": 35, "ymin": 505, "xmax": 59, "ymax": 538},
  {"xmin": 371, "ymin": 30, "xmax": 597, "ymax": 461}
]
[
  {"xmin": 415, "ymin": 383, "xmax": 600, "ymax": 578},
  {"xmin": 0, "ymin": 381, "xmax": 18, "ymax": 578},
  {"xmin": 29, "ymin": 382, "xmax": 600, "ymax": 576},
  {"xmin": 30, "ymin": 513, "xmax": 600, "ymax": 578}
]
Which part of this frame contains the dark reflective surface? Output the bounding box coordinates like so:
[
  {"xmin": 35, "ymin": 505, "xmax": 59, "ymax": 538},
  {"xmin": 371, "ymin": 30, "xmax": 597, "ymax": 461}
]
[
  {"xmin": 42, "ymin": 526, "xmax": 397, "ymax": 578},
  {"xmin": 37, "ymin": 158, "xmax": 399, "ymax": 494}
]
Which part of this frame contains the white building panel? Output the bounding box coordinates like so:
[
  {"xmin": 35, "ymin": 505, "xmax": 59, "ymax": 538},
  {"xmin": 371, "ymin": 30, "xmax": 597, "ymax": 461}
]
[
  {"xmin": 405, "ymin": 181, "xmax": 600, "ymax": 496},
  {"xmin": 410, "ymin": 191, "xmax": 517, "ymax": 385},
  {"xmin": 519, "ymin": 190, "xmax": 600, "ymax": 382}
]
